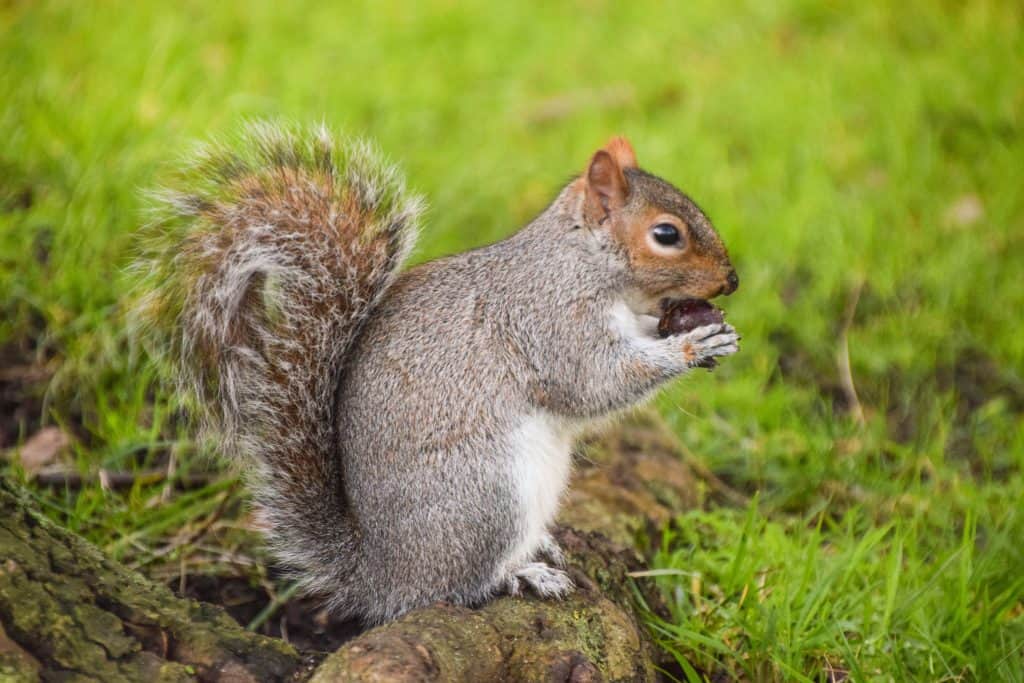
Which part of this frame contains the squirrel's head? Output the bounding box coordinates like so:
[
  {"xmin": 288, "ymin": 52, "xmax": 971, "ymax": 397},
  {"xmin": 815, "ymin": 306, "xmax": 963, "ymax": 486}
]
[{"xmin": 575, "ymin": 137, "xmax": 738, "ymax": 306}]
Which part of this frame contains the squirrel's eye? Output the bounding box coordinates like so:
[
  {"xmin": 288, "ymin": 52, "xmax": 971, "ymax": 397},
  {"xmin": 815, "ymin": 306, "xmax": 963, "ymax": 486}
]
[{"xmin": 651, "ymin": 223, "xmax": 682, "ymax": 247}]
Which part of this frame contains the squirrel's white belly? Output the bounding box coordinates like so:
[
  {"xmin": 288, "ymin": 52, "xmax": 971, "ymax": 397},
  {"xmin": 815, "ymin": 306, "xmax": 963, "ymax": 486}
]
[{"xmin": 506, "ymin": 413, "xmax": 574, "ymax": 565}]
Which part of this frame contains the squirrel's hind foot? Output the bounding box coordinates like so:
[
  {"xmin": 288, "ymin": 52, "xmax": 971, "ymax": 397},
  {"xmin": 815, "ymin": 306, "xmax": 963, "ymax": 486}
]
[{"xmin": 503, "ymin": 562, "xmax": 574, "ymax": 599}]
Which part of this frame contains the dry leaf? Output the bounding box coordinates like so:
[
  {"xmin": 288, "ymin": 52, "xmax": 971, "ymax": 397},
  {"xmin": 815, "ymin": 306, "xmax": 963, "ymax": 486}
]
[
  {"xmin": 14, "ymin": 426, "xmax": 71, "ymax": 474},
  {"xmin": 944, "ymin": 194, "xmax": 984, "ymax": 228}
]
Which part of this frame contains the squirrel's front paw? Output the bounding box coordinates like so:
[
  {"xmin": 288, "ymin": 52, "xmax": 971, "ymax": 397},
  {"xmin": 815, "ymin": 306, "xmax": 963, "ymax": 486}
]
[
  {"xmin": 513, "ymin": 562, "xmax": 574, "ymax": 599},
  {"xmin": 679, "ymin": 322, "xmax": 739, "ymax": 367}
]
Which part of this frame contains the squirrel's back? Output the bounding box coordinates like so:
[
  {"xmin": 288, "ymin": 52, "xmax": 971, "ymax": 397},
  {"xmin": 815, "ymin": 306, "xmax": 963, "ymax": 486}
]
[{"xmin": 136, "ymin": 122, "xmax": 423, "ymax": 612}]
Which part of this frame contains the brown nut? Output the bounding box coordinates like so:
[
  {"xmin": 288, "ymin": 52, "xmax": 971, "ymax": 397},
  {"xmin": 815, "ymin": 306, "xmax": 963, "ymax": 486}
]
[{"xmin": 657, "ymin": 298, "xmax": 725, "ymax": 337}]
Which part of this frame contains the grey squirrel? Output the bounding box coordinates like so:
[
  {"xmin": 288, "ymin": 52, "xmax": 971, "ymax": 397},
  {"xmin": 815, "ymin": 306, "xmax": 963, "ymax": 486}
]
[{"xmin": 137, "ymin": 123, "xmax": 739, "ymax": 625}]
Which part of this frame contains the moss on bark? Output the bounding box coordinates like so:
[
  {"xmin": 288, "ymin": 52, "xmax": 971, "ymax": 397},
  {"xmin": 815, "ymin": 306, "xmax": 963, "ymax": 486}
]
[{"xmin": 0, "ymin": 479, "xmax": 305, "ymax": 682}]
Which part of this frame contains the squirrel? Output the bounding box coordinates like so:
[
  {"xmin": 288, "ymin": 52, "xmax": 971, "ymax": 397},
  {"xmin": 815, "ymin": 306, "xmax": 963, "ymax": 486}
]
[{"xmin": 137, "ymin": 122, "xmax": 739, "ymax": 625}]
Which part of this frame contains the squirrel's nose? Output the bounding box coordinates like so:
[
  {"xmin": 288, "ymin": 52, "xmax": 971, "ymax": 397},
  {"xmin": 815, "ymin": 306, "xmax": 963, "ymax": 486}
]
[{"xmin": 723, "ymin": 269, "xmax": 739, "ymax": 295}]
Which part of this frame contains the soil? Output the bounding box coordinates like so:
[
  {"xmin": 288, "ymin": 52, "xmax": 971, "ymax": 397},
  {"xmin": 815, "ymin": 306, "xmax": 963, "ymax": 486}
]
[
  {"xmin": 172, "ymin": 572, "xmax": 364, "ymax": 654},
  {"xmin": 0, "ymin": 330, "xmax": 53, "ymax": 449}
]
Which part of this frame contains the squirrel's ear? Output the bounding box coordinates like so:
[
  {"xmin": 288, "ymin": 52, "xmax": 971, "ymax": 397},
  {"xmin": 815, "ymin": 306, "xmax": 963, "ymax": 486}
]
[
  {"xmin": 584, "ymin": 149, "xmax": 628, "ymax": 223},
  {"xmin": 603, "ymin": 136, "xmax": 638, "ymax": 169}
]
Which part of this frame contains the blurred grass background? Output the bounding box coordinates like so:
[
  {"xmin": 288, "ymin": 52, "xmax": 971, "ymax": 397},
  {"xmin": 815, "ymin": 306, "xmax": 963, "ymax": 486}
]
[{"xmin": 1, "ymin": 0, "xmax": 1022, "ymax": 680}]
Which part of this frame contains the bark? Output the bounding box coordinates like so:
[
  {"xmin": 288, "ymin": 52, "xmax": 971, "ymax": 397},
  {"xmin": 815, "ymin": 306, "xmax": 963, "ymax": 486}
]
[
  {"xmin": 0, "ymin": 482, "xmax": 308, "ymax": 682},
  {"xmin": 0, "ymin": 411, "xmax": 698, "ymax": 682}
]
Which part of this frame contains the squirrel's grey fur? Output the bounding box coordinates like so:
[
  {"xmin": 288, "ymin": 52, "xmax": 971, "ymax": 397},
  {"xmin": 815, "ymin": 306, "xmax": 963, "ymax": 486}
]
[{"xmin": 138, "ymin": 123, "xmax": 739, "ymax": 624}]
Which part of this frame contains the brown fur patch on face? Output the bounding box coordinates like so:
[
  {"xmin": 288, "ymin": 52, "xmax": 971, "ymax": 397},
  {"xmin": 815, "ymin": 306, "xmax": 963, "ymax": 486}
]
[{"xmin": 607, "ymin": 169, "xmax": 735, "ymax": 302}]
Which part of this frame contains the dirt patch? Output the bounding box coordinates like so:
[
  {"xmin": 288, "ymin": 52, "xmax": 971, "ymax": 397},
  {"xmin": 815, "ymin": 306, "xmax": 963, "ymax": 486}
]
[
  {"xmin": 936, "ymin": 348, "xmax": 1024, "ymax": 472},
  {"xmin": 862, "ymin": 345, "xmax": 1023, "ymax": 480},
  {"xmin": 0, "ymin": 158, "xmax": 36, "ymax": 215},
  {"xmin": 768, "ymin": 306, "xmax": 1022, "ymax": 481},
  {"xmin": 173, "ymin": 572, "xmax": 363, "ymax": 654},
  {"xmin": 768, "ymin": 327, "xmax": 852, "ymax": 414},
  {"xmin": 0, "ymin": 327, "xmax": 55, "ymax": 449},
  {"xmin": 883, "ymin": 346, "xmax": 1023, "ymax": 439},
  {"xmin": 0, "ymin": 169, "xmax": 59, "ymax": 450},
  {"xmin": 936, "ymin": 347, "xmax": 1024, "ymax": 416}
]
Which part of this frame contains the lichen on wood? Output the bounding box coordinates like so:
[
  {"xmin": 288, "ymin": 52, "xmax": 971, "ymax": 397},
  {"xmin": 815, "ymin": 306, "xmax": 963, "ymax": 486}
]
[{"xmin": 0, "ymin": 478, "xmax": 306, "ymax": 682}]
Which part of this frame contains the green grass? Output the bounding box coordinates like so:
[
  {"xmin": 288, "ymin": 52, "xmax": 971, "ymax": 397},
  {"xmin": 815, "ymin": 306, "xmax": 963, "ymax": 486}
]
[{"xmin": 2, "ymin": 0, "xmax": 1022, "ymax": 680}]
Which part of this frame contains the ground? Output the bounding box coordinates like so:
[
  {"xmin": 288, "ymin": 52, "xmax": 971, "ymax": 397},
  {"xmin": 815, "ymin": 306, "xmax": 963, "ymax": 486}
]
[{"xmin": 1, "ymin": 1, "xmax": 1022, "ymax": 681}]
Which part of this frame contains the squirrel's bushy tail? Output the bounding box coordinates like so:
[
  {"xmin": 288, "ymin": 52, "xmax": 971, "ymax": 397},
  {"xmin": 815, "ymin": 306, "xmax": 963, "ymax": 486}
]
[{"xmin": 136, "ymin": 122, "xmax": 423, "ymax": 610}]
